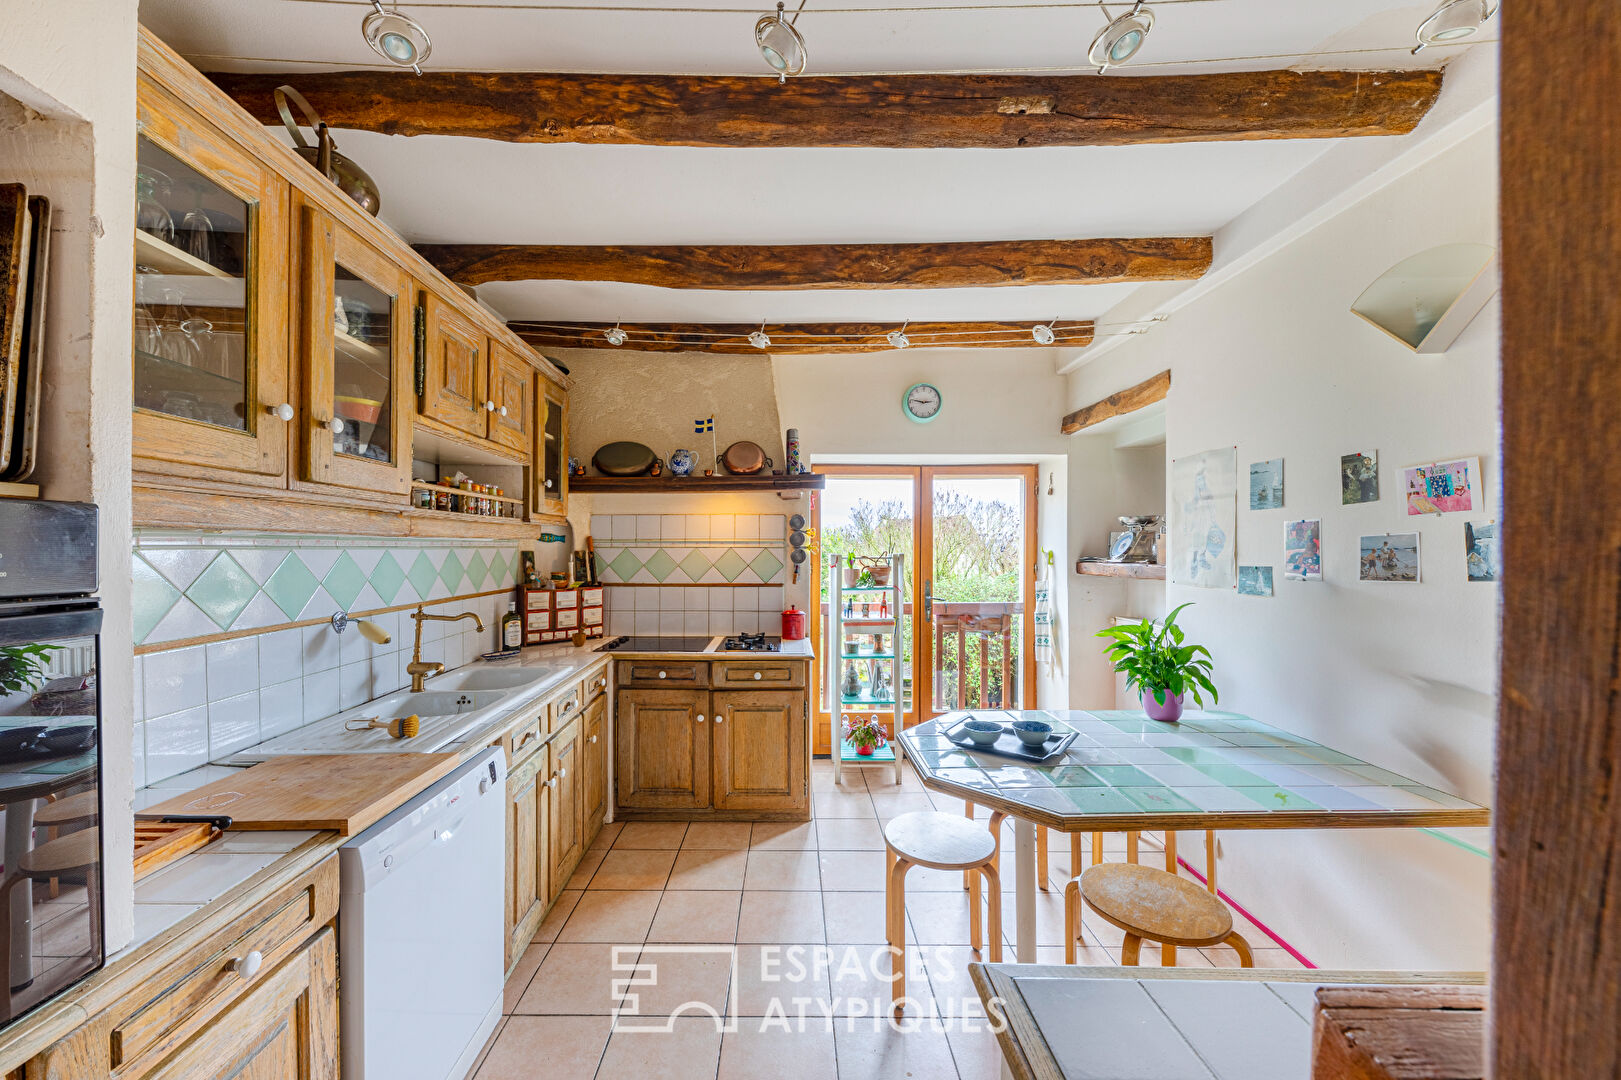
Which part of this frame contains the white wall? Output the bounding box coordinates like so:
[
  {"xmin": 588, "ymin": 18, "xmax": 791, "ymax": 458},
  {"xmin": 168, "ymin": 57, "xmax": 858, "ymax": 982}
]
[
  {"xmin": 1062, "ymin": 125, "xmax": 1499, "ymax": 970},
  {"xmin": 0, "ymin": 0, "xmax": 139, "ymax": 947}
]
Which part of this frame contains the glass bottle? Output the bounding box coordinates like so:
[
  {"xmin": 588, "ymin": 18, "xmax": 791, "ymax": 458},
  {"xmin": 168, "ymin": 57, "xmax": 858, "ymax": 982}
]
[{"xmin": 502, "ymin": 601, "xmax": 523, "ymax": 649}]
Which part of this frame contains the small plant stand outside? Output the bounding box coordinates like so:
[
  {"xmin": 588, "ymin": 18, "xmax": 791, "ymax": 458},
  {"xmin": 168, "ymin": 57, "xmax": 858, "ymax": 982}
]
[{"xmin": 828, "ymin": 553, "xmax": 905, "ymax": 785}]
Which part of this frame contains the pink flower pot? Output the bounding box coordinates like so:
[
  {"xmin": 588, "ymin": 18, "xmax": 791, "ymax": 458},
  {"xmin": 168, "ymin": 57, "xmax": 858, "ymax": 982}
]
[
  {"xmin": 856, "ymin": 744, "xmax": 874, "ymax": 757},
  {"xmin": 1142, "ymin": 688, "xmax": 1186, "ymax": 723}
]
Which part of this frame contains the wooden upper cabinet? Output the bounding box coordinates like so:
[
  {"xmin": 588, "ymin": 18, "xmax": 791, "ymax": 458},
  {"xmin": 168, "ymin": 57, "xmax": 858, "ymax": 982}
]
[
  {"xmin": 297, "ymin": 200, "xmax": 413, "ymax": 496},
  {"xmin": 133, "ymin": 77, "xmax": 291, "ymax": 484},
  {"xmin": 488, "ymin": 341, "xmax": 534, "ymax": 453},
  {"xmin": 712, "ymin": 690, "xmax": 807, "ymax": 812},
  {"xmin": 536, "ymin": 377, "xmax": 568, "ymax": 517},
  {"xmin": 421, "ymin": 292, "xmax": 488, "ymax": 437}
]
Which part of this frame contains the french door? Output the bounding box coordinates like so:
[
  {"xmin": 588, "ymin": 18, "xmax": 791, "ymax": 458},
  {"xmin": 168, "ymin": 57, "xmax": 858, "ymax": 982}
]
[{"xmin": 811, "ymin": 464, "xmax": 1038, "ymax": 754}]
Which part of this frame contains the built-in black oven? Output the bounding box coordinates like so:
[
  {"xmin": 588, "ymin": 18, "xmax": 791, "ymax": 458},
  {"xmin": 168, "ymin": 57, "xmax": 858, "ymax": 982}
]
[{"xmin": 0, "ymin": 500, "xmax": 102, "ymax": 1027}]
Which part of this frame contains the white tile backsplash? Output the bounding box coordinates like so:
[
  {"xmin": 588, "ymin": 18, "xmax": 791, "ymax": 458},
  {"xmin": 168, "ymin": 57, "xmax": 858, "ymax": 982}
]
[
  {"xmin": 205, "ymin": 638, "xmax": 258, "ymax": 703},
  {"xmin": 300, "ymin": 623, "xmax": 342, "ymax": 674},
  {"xmin": 302, "ymin": 668, "xmax": 340, "ymax": 723},
  {"xmin": 145, "ymin": 705, "xmax": 209, "ymax": 783},
  {"xmin": 259, "ymin": 678, "xmax": 304, "ymax": 740},
  {"xmin": 207, "ymin": 692, "xmax": 260, "ymax": 758},
  {"xmin": 144, "ymin": 646, "xmax": 206, "ymax": 719}
]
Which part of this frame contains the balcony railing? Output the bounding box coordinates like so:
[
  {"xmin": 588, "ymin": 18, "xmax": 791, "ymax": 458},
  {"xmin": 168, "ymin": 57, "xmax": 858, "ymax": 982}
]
[{"xmin": 820, "ymin": 600, "xmax": 1024, "ymax": 713}]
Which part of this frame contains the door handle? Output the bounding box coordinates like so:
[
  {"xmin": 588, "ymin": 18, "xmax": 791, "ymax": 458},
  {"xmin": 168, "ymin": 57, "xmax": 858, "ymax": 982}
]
[{"xmin": 924, "ymin": 579, "xmax": 933, "ymax": 622}]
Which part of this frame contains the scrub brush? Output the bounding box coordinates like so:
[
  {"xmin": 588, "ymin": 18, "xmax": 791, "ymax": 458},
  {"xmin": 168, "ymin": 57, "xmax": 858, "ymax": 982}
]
[{"xmin": 345, "ymin": 714, "xmax": 421, "ymax": 739}]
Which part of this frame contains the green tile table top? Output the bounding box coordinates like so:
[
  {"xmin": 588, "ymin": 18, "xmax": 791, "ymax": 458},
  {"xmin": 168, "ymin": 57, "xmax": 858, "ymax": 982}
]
[{"xmin": 899, "ymin": 710, "xmax": 1492, "ymax": 832}]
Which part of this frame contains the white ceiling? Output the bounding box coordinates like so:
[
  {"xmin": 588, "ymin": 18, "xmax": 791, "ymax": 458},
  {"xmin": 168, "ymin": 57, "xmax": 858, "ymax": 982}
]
[{"xmin": 136, "ymin": 0, "xmax": 1484, "ymax": 332}]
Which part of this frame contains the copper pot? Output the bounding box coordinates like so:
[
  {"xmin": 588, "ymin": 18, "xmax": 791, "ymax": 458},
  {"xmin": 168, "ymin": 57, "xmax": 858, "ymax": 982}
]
[
  {"xmin": 275, "ymin": 86, "xmax": 382, "ymax": 216},
  {"xmin": 721, "ymin": 441, "xmax": 773, "ymax": 475}
]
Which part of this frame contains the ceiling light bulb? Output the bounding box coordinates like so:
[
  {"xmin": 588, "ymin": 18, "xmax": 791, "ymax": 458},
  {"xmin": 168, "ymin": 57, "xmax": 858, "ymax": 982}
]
[
  {"xmin": 749, "ymin": 329, "xmax": 772, "ymax": 350},
  {"xmin": 1411, "ymin": 0, "xmax": 1497, "ymax": 53},
  {"xmin": 363, "ymin": 1, "xmax": 432, "ymax": 74},
  {"xmin": 886, "ymin": 327, "xmax": 911, "ymax": 349},
  {"xmin": 1088, "ymin": 1, "xmax": 1154, "ymax": 73},
  {"xmin": 604, "ymin": 325, "xmax": 627, "ymax": 346},
  {"xmin": 1032, "ymin": 323, "xmax": 1057, "ymax": 345},
  {"xmin": 756, "ymin": 1, "xmax": 809, "ymax": 84}
]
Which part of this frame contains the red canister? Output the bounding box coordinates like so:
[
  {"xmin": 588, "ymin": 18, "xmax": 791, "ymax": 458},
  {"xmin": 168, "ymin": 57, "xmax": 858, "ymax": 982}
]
[{"xmin": 781, "ymin": 605, "xmax": 807, "ymax": 640}]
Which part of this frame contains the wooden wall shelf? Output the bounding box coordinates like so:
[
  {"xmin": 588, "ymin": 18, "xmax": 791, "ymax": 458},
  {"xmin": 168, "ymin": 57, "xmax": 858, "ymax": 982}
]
[
  {"xmin": 1076, "ymin": 560, "xmax": 1167, "ymax": 579},
  {"xmin": 569, "ymin": 474, "xmax": 826, "ymax": 493}
]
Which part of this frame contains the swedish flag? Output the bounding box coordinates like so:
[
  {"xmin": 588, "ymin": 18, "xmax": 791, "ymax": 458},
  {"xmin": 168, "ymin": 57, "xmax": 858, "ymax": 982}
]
[{"xmin": 694, "ymin": 416, "xmax": 714, "ymax": 434}]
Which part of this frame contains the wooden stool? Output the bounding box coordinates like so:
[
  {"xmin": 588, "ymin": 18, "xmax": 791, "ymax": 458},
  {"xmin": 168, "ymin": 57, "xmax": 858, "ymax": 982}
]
[
  {"xmin": 962, "ymin": 801, "xmax": 1048, "ymax": 890},
  {"xmin": 34, "ymin": 791, "xmax": 98, "ymax": 899},
  {"xmin": 1065, "ymin": 861, "xmax": 1252, "ymax": 967},
  {"xmin": 0, "ymin": 827, "xmax": 100, "ymax": 1006},
  {"xmin": 885, "ymin": 811, "xmax": 1002, "ymax": 1013}
]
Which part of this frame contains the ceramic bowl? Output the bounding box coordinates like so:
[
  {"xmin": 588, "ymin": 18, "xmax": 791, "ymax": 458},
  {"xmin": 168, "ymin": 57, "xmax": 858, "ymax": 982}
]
[
  {"xmin": 961, "ymin": 719, "xmax": 1002, "ymax": 745},
  {"xmin": 1011, "ymin": 720, "xmax": 1053, "ymax": 747}
]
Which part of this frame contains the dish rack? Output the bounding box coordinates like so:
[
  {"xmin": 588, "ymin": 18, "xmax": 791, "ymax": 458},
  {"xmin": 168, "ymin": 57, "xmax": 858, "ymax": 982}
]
[{"xmin": 828, "ymin": 553, "xmax": 905, "ymax": 785}]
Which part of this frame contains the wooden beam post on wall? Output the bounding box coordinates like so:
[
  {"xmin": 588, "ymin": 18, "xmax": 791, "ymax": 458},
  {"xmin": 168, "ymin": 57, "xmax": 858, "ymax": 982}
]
[
  {"xmin": 510, "ymin": 319, "xmax": 1094, "ymax": 353},
  {"xmin": 1496, "ymin": 0, "xmax": 1621, "ymax": 1075},
  {"xmin": 1059, "ymin": 370, "xmax": 1171, "ymax": 435}
]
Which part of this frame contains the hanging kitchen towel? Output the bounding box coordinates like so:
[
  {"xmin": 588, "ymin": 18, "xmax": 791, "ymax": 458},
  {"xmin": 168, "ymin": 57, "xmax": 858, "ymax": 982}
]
[{"xmin": 1034, "ymin": 549, "xmax": 1055, "ymax": 674}]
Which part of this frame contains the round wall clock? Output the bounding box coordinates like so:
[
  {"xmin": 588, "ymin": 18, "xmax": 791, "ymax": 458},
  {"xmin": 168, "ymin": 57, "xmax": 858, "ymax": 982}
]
[{"xmin": 902, "ymin": 382, "xmax": 943, "ymax": 424}]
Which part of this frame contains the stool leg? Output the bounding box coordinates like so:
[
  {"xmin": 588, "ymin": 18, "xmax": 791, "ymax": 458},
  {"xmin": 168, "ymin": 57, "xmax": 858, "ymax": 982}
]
[
  {"xmin": 1162, "ymin": 831, "xmax": 1178, "ymax": 966},
  {"xmin": 980, "ymin": 861, "xmax": 1003, "ymax": 963},
  {"xmin": 1063, "ymin": 880, "xmax": 1081, "ymax": 964},
  {"xmin": 969, "ymin": 863, "xmax": 983, "ymax": 953},
  {"xmin": 1091, "ymin": 832, "xmax": 1104, "ymax": 866},
  {"xmin": 963, "ymin": 802, "xmax": 975, "ymax": 889},
  {"xmin": 888, "ymin": 857, "xmax": 911, "ymax": 1013},
  {"xmin": 1037, "ymin": 827, "xmax": 1049, "ymax": 892},
  {"xmin": 1121, "ymin": 933, "xmax": 1143, "ymax": 967},
  {"xmin": 1224, "ymin": 930, "xmax": 1254, "ymax": 968},
  {"xmin": 1205, "ymin": 830, "xmax": 1219, "ymax": 895}
]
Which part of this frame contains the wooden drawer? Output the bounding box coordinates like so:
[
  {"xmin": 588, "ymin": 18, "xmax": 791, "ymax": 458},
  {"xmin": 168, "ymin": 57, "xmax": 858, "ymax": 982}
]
[
  {"xmin": 618, "ymin": 660, "xmax": 708, "ymax": 688},
  {"xmin": 713, "ymin": 660, "xmax": 807, "ymax": 689},
  {"xmin": 550, "ymin": 684, "xmax": 584, "ymax": 727},
  {"xmin": 506, "ymin": 713, "xmax": 545, "ymax": 765},
  {"xmin": 583, "ymin": 664, "xmax": 610, "ymax": 702}
]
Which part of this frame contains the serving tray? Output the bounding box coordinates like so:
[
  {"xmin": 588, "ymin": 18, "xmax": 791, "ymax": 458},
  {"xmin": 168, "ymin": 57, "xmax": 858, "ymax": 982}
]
[{"xmin": 943, "ymin": 713, "xmax": 1076, "ymax": 764}]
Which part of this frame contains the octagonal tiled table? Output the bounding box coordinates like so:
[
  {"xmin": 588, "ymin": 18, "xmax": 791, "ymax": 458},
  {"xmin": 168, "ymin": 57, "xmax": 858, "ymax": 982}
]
[{"xmin": 898, "ymin": 710, "xmax": 1490, "ymax": 962}]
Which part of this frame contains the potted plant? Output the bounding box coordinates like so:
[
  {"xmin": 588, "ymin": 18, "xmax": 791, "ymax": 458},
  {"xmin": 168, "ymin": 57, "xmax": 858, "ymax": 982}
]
[
  {"xmin": 842, "ymin": 713, "xmax": 887, "ymax": 756},
  {"xmin": 842, "ymin": 555, "xmax": 859, "ymax": 589},
  {"xmin": 0, "ymin": 643, "xmax": 58, "ymax": 700},
  {"xmin": 1094, "ymin": 602, "xmax": 1217, "ymax": 723}
]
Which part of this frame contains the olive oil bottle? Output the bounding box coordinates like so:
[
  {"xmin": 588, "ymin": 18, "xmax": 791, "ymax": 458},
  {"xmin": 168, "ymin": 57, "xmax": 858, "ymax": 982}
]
[{"xmin": 501, "ymin": 600, "xmax": 523, "ymax": 649}]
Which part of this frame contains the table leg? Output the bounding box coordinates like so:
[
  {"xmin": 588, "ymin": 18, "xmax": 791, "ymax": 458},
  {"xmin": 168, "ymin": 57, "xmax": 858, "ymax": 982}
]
[
  {"xmin": 1163, "ymin": 831, "xmax": 1178, "ymax": 966},
  {"xmin": 1013, "ymin": 819, "xmax": 1036, "ymax": 963},
  {"xmin": 5, "ymin": 799, "xmax": 36, "ymax": 990}
]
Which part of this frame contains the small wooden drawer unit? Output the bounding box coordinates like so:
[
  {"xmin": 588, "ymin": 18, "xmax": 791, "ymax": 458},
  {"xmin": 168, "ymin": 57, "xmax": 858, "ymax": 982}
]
[
  {"xmin": 713, "ymin": 660, "xmax": 807, "ymax": 689},
  {"xmin": 583, "ymin": 664, "xmax": 610, "ymax": 701},
  {"xmin": 506, "ymin": 712, "xmax": 545, "ymax": 764},
  {"xmin": 550, "ymin": 684, "xmax": 584, "ymax": 727},
  {"xmin": 618, "ymin": 660, "xmax": 708, "ymax": 688}
]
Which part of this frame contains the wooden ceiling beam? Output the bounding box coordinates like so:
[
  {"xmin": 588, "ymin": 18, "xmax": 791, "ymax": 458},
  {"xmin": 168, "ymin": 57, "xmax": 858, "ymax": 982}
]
[
  {"xmin": 207, "ymin": 69, "xmax": 1442, "ymax": 149},
  {"xmin": 415, "ymin": 237, "xmax": 1212, "ymax": 289},
  {"xmin": 1060, "ymin": 369, "xmax": 1170, "ymax": 434},
  {"xmin": 509, "ymin": 319, "xmax": 1093, "ymax": 353}
]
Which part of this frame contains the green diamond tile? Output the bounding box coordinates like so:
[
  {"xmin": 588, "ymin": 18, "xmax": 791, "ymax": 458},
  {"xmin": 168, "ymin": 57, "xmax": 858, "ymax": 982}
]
[
  {"xmin": 188, "ymin": 553, "xmax": 260, "ymax": 629},
  {"xmin": 748, "ymin": 549, "xmax": 784, "ymax": 582},
  {"xmin": 677, "ymin": 549, "xmax": 711, "ymax": 582},
  {"xmin": 643, "ymin": 549, "xmax": 678, "ymax": 582},
  {"xmin": 712, "ymin": 549, "xmax": 748, "ymax": 582},
  {"xmin": 465, "ymin": 550, "xmax": 490, "ymax": 590},
  {"xmin": 263, "ymin": 554, "xmax": 322, "ymax": 620},
  {"xmin": 368, "ymin": 552, "xmax": 407, "ymax": 605},
  {"xmin": 322, "ymin": 552, "xmax": 366, "ymax": 611},
  {"xmin": 606, "ymin": 549, "xmax": 642, "ymax": 582},
  {"xmin": 406, "ymin": 552, "xmax": 438, "ymax": 602},
  {"xmin": 131, "ymin": 555, "xmax": 181, "ymax": 644},
  {"xmin": 440, "ymin": 550, "xmax": 465, "ymax": 594}
]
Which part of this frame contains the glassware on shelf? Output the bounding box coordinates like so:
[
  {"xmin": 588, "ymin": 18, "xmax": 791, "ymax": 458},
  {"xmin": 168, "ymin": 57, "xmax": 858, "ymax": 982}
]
[
  {"xmin": 135, "ymin": 169, "xmax": 175, "ymax": 245},
  {"xmin": 180, "ymin": 190, "xmax": 215, "ymax": 265}
]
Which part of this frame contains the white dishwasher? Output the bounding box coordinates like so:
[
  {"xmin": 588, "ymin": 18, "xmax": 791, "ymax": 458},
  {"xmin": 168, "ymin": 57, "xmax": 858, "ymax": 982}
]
[{"xmin": 340, "ymin": 747, "xmax": 507, "ymax": 1080}]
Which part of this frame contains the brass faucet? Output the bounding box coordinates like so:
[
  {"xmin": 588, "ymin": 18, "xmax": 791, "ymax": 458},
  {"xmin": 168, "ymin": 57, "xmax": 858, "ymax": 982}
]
[{"xmin": 406, "ymin": 605, "xmax": 486, "ymax": 691}]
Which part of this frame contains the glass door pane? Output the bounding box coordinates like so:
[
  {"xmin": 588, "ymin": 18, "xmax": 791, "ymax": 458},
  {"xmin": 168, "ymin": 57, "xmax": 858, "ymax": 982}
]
[
  {"xmin": 332, "ymin": 265, "xmax": 394, "ymax": 463},
  {"xmin": 133, "ymin": 136, "xmax": 252, "ymax": 431},
  {"xmin": 926, "ymin": 471, "xmax": 1031, "ymax": 715}
]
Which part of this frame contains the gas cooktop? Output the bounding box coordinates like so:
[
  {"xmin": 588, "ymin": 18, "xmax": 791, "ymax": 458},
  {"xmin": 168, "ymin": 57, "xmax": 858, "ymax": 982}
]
[{"xmin": 722, "ymin": 633, "xmax": 781, "ymax": 652}]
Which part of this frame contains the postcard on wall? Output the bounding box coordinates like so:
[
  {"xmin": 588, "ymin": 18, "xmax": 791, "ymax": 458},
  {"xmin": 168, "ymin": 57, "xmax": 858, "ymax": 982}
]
[
  {"xmin": 1359, "ymin": 532, "xmax": 1420, "ymax": 582},
  {"xmin": 1237, "ymin": 565, "xmax": 1274, "ymax": 597},
  {"xmin": 1465, "ymin": 519, "xmax": 1499, "ymax": 582},
  {"xmin": 1171, "ymin": 447, "xmax": 1237, "ymax": 590},
  {"xmin": 1283, "ymin": 519, "xmax": 1322, "ymax": 581},
  {"xmin": 1341, "ymin": 451, "xmax": 1380, "ymax": 505},
  {"xmin": 1404, "ymin": 457, "xmax": 1482, "ymax": 516},
  {"xmin": 1249, "ymin": 459, "xmax": 1284, "ymax": 510}
]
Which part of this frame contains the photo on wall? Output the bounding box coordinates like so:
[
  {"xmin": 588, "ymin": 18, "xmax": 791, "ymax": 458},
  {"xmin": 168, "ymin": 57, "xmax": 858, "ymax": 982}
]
[
  {"xmin": 1284, "ymin": 519, "xmax": 1322, "ymax": 581},
  {"xmin": 1237, "ymin": 565, "xmax": 1274, "ymax": 597},
  {"xmin": 1404, "ymin": 457, "xmax": 1482, "ymax": 516},
  {"xmin": 1341, "ymin": 451, "xmax": 1380, "ymax": 505},
  {"xmin": 1249, "ymin": 459, "xmax": 1284, "ymax": 510},
  {"xmin": 1171, "ymin": 447, "xmax": 1237, "ymax": 590},
  {"xmin": 1359, "ymin": 532, "xmax": 1420, "ymax": 582},
  {"xmin": 1465, "ymin": 519, "xmax": 1499, "ymax": 582}
]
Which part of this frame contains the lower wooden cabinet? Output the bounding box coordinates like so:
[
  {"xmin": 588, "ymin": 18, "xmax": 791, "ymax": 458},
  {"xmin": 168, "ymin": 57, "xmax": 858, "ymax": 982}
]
[
  {"xmin": 616, "ymin": 689, "xmax": 712, "ymax": 811},
  {"xmin": 547, "ymin": 717, "xmax": 582, "ymax": 900},
  {"xmin": 505, "ymin": 746, "xmax": 549, "ymax": 968},
  {"xmin": 581, "ymin": 696, "xmax": 608, "ymax": 848},
  {"xmin": 712, "ymin": 690, "xmax": 807, "ymax": 812}
]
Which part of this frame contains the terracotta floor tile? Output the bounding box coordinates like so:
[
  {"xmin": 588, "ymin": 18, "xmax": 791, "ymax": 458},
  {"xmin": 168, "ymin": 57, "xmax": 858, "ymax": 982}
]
[
  {"xmin": 917, "ymin": 946, "xmax": 1005, "ymax": 1018},
  {"xmin": 728, "ymin": 943, "xmax": 832, "ymax": 1017},
  {"xmin": 474, "ymin": 1015, "xmax": 611, "ymax": 1080},
  {"xmin": 744, "ymin": 850, "xmax": 822, "ymax": 891},
  {"xmin": 812, "ymin": 791, "xmax": 876, "ymax": 819},
  {"xmin": 595, "ymin": 1016, "xmax": 724, "ymax": 1080},
  {"xmin": 904, "ymin": 866, "xmax": 977, "ymax": 893},
  {"xmin": 681, "ymin": 821, "xmax": 754, "ymax": 850},
  {"xmin": 899, "ymin": 891, "xmax": 981, "ymax": 947},
  {"xmin": 534, "ymin": 890, "xmax": 584, "ymax": 944},
  {"xmin": 823, "ymin": 891, "xmax": 911, "ymax": 946},
  {"xmin": 861, "ymin": 768, "xmax": 926, "ymax": 795},
  {"xmin": 614, "ymin": 821, "xmax": 691, "ymax": 849},
  {"xmin": 817, "ymin": 851, "xmax": 888, "ymax": 891},
  {"xmin": 590, "ymin": 849, "xmax": 678, "ymax": 891},
  {"xmin": 833, "ymin": 1021, "xmax": 960, "ymax": 1080},
  {"xmin": 737, "ymin": 890, "xmax": 826, "ymax": 944},
  {"xmin": 667, "ymin": 849, "xmax": 748, "ymax": 891},
  {"xmin": 994, "ymin": 890, "xmax": 1070, "ymax": 947},
  {"xmin": 813, "ymin": 818, "xmax": 886, "ymax": 851},
  {"xmin": 619, "ymin": 944, "xmax": 735, "ymax": 1017},
  {"xmin": 945, "ymin": 1022, "xmax": 1012, "ymax": 1080},
  {"xmin": 567, "ymin": 847, "xmax": 607, "ymax": 891},
  {"xmin": 827, "ymin": 942, "xmax": 934, "ymax": 1018},
  {"xmin": 868, "ymin": 793, "xmax": 936, "ymax": 818},
  {"xmin": 514, "ymin": 943, "xmax": 641, "ymax": 1015},
  {"xmin": 750, "ymin": 821, "xmax": 819, "ymax": 850},
  {"xmin": 718, "ymin": 1024, "xmax": 838, "ymax": 1080},
  {"xmin": 503, "ymin": 943, "xmax": 550, "ymax": 1013},
  {"xmin": 589, "ymin": 821, "xmax": 624, "ymax": 851},
  {"xmin": 1204, "ymin": 946, "xmax": 1304, "ymax": 969},
  {"xmin": 648, "ymin": 890, "xmax": 742, "ymax": 944},
  {"xmin": 558, "ymin": 890, "xmax": 662, "ymax": 943},
  {"xmin": 468, "ymin": 1016, "xmax": 506, "ymax": 1076}
]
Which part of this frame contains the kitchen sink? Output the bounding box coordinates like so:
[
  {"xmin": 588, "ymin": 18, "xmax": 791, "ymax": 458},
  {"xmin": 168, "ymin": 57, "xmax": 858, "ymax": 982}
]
[
  {"xmin": 385, "ymin": 690, "xmax": 506, "ymax": 716},
  {"xmin": 431, "ymin": 666, "xmax": 572, "ymax": 692}
]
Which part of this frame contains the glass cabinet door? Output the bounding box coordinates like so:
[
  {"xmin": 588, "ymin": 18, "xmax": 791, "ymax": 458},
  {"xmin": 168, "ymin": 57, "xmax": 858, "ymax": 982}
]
[
  {"xmin": 538, "ymin": 379, "xmax": 567, "ymax": 517},
  {"xmin": 131, "ymin": 83, "xmax": 289, "ymax": 480}
]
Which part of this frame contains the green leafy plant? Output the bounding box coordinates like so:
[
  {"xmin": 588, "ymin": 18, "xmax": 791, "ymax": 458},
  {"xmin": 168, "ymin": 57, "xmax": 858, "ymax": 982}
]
[
  {"xmin": 0, "ymin": 644, "xmax": 60, "ymax": 698},
  {"xmin": 1094, "ymin": 603, "xmax": 1217, "ymax": 707},
  {"xmin": 841, "ymin": 713, "xmax": 887, "ymax": 751}
]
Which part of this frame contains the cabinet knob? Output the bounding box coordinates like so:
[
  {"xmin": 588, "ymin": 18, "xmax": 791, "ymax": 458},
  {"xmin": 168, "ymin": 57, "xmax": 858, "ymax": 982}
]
[
  {"xmin": 561, "ymin": 699, "xmax": 574, "ymax": 713},
  {"xmin": 484, "ymin": 400, "xmax": 496, "ymax": 412},
  {"xmin": 545, "ymin": 479, "xmax": 554, "ymax": 489},
  {"xmin": 753, "ymin": 671, "xmax": 763, "ymax": 680},
  {"xmin": 323, "ymin": 417, "xmax": 344, "ymax": 434},
  {"xmin": 715, "ymin": 714, "xmax": 724, "ymax": 724},
  {"xmin": 559, "ymin": 767, "xmax": 567, "ymax": 779},
  {"xmin": 547, "ymin": 774, "xmax": 558, "ymax": 788},
  {"xmin": 657, "ymin": 670, "xmax": 667, "ymax": 679},
  {"xmin": 589, "ymin": 734, "xmax": 599, "ymax": 744},
  {"xmin": 499, "ymin": 404, "xmax": 509, "ymax": 417},
  {"xmin": 229, "ymin": 950, "xmax": 263, "ymax": 979},
  {"xmin": 696, "ymin": 714, "xmax": 706, "ymax": 723},
  {"xmin": 266, "ymin": 403, "xmax": 295, "ymax": 422}
]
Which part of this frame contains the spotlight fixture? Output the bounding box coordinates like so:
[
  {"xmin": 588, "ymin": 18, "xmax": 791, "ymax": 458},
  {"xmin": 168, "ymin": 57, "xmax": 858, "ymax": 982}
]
[
  {"xmin": 363, "ymin": 0, "xmax": 432, "ymax": 74},
  {"xmin": 1411, "ymin": 0, "xmax": 1498, "ymax": 53},
  {"xmin": 748, "ymin": 322, "xmax": 772, "ymax": 350},
  {"xmin": 886, "ymin": 322, "xmax": 911, "ymax": 349},
  {"xmin": 603, "ymin": 322, "xmax": 627, "ymax": 346},
  {"xmin": 1088, "ymin": 1, "xmax": 1154, "ymax": 73},
  {"xmin": 756, "ymin": 0, "xmax": 809, "ymax": 84},
  {"xmin": 1031, "ymin": 320, "xmax": 1058, "ymax": 345}
]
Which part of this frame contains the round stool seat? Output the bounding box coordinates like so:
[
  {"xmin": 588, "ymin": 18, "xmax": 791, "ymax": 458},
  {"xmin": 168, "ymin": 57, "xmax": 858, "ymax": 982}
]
[
  {"xmin": 884, "ymin": 811, "xmax": 997, "ymax": 870},
  {"xmin": 1080, "ymin": 862, "xmax": 1233, "ymax": 946},
  {"xmin": 17, "ymin": 827, "xmax": 99, "ymax": 877},
  {"xmin": 34, "ymin": 791, "xmax": 99, "ymax": 828}
]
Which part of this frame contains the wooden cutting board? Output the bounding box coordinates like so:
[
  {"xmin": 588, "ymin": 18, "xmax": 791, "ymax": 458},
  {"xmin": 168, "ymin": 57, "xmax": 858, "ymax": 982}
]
[{"xmin": 143, "ymin": 754, "xmax": 463, "ymax": 835}]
